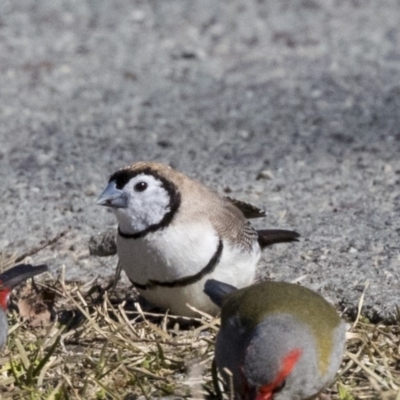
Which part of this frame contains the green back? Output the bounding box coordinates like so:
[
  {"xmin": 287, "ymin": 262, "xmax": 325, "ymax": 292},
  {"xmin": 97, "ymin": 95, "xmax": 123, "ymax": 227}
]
[{"xmin": 221, "ymin": 281, "xmax": 343, "ymax": 375}]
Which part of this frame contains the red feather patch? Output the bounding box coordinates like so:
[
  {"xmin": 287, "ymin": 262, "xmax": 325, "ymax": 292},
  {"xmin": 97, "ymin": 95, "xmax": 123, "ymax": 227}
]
[
  {"xmin": 255, "ymin": 348, "xmax": 302, "ymax": 400},
  {"xmin": 0, "ymin": 286, "xmax": 10, "ymax": 311}
]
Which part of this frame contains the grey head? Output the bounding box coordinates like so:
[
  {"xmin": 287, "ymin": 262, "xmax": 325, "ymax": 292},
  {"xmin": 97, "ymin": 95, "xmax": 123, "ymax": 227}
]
[{"xmin": 216, "ymin": 314, "xmax": 345, "ymax": 400}]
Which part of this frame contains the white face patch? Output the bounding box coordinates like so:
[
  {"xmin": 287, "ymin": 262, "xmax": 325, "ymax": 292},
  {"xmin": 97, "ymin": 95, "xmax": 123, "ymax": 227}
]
[{"xmin": 113, "ymin": 174, "xmax": 171, "ymax": 234}]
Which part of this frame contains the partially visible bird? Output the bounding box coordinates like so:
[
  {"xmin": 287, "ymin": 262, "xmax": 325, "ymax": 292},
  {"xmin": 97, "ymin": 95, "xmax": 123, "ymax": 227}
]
[
  {"xmin": 204, "ymin": 279, "xmax": 346, "ymax": 400},
  {"xmin": 97, "ymin": 161, "xmax": 299, "ymax": 316},
  {"xmin": 0, "ymin": 264, "xmax": 48, "ymax": 348}
]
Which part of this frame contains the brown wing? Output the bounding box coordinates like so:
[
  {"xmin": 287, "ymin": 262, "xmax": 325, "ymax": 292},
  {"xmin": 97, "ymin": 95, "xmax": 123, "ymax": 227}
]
[
  {"xmin": 224, "ymin": 196, "xmax": 266, "ymax": 219},
  {"xmin": 209, "ymin": 197, "xmax": 259, "ymax": 251},
  {"xmin": 172, "ymin": 175, "xmax": 296, "ymax": 251},
  {"xmin": 257, "ymin": 229, "xmax": 300, "ymax": 249},
  {"xmin": 210, "ymin": 198, "xmax": 299, "ymax": 251}
]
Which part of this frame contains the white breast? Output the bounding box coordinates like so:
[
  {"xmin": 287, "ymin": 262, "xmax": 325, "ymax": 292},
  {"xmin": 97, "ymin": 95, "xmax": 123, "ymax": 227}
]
[
  {"xmin": 117, "ymin": 222, "xmax": 220, "ymax": 283},
  {"xmin": 117, "ymin": 222, "xmax": 261, "ymax": 316}
]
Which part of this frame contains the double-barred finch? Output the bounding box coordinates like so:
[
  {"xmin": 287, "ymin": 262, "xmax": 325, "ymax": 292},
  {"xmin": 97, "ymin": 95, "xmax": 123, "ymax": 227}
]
[
  {"xmin": 0, "ymin": 264, "xmax": 48, "ymax": 347},
  {"xmin": 97, "ymin": 162, "xmax": 299, "ymax": 317},
  {"xmin": 204, "ymin": 279, "xmax": 346, "ymax": 400}
]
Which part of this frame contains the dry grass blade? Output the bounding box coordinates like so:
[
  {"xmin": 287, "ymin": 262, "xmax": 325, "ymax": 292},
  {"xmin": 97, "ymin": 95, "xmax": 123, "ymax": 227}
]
[
  {"xmin": 0, "ymin": 273, "xmax": 399, "ymax": 399},
  {"xmin": 350, "ymin": 280, "xmax": 370, "ymax": 332}
]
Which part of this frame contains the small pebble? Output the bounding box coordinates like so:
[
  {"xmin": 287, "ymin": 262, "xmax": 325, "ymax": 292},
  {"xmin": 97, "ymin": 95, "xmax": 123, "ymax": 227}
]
[{"xmin": 256, "ymin": 170, "xmax": 274, "ymax": 180}]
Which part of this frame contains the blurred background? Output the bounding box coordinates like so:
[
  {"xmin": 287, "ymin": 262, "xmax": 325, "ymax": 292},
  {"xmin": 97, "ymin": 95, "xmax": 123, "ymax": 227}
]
[{"xmin": 0, "ymin": 0, "xmax": 399, "ymax": 320}]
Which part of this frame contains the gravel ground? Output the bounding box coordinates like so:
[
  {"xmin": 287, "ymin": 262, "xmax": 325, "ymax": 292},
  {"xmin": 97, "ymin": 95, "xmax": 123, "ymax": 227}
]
[{"xmin": 0, "ymin": 0, "xmax": 399, "ymax": 321}]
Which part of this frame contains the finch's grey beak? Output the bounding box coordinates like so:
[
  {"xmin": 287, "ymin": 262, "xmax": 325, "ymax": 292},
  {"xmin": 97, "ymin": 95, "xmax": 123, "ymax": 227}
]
[{"xmin": 97, "ymin": 181, "xmax": 128, "ymax": 208}]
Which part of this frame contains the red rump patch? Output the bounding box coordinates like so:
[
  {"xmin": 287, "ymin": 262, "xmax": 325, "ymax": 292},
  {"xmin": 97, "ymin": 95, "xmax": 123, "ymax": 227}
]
[
  {"xmin": 255, "ymin": 348, "xmax": 302, "ymax": 400},
  {"xmin": 0, "ymin": 286, "xmax": 11, "ymax": 310}
]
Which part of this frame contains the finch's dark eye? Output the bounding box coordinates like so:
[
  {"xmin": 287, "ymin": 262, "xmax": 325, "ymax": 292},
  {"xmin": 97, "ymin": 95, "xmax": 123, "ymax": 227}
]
[{"xmin": 134, "ymin": 181, "xmax": 148, "ymax": 192}]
